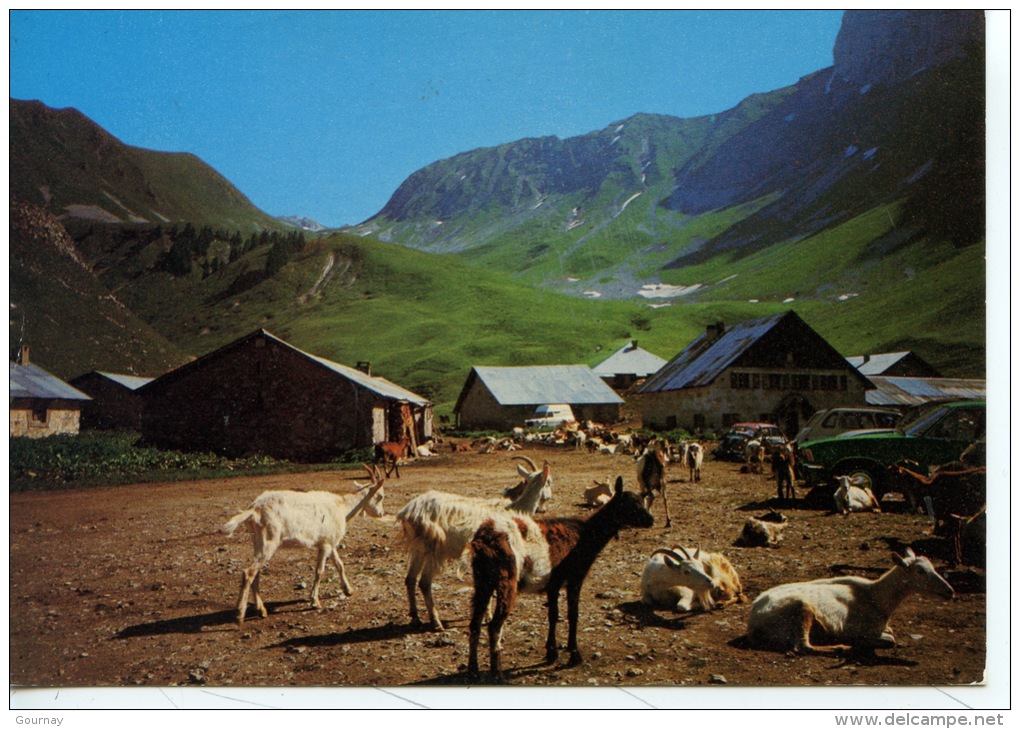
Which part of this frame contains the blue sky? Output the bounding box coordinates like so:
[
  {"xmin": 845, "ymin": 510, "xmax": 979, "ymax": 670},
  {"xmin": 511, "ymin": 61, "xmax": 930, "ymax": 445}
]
[{"xmin": 10, "ymin": 10, "xmax": 845, "ymax": 227}]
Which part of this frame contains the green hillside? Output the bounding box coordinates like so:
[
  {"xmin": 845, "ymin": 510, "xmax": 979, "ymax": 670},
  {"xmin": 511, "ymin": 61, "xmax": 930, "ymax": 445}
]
[{"xmin": 66, "ymin": 207, "xmax": 983, "ymax": 421}]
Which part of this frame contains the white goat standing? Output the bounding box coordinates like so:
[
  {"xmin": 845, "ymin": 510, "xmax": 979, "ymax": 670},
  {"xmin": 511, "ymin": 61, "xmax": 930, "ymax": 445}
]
[
  {"xmin": 397, "ymin": 457, "xmax": 552, "ymax": 631},
  {"xmin": 833, "ymin": 475, "xmax": 881, "ymax": 515},
  {"xmin": 746, "ymin": 548, "xmax": 955, "ymax": 654},
  {"xmin": 221, "ymin": 465, "xmax": 386, "ymax": 624}
]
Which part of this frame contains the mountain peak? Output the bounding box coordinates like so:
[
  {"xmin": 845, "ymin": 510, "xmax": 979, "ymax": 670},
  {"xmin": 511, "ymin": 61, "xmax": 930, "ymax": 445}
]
[{"xmin": 833, "ymin": 10, "xmax": 984, "ymax": 88}]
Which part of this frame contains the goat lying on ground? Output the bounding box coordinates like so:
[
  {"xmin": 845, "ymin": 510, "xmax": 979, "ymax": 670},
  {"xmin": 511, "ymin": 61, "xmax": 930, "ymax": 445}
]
[
  {"xmin": 639, "ymin": 547, "xmax": 715, "ymax": 612},
  {"xmin": 735, "ymin": 511, "xmax": 789, "ymax": 548},
  {"xmin": 396, "ymin": 457, "xmax": 552, "ymax": 631},
  {"xmin": 833, "ymin": 475, "xmax": 881, "ymax": 515},
  {"xmin": 583, "ymin": 478, "xmax": 614, "ymax": 508},
  {"xmin": 374, "ymin": 436, "xmax": 410, "ymax": 478},
  {"xmin": 221, "ymin": 465, "xmax": 386, "ymax": 623},
  {"xmin": 467, "ymin": 477, "xmax": 654, "ymax": 681},
  {"xmin": 636, "ymin": 442, "xmax": 671, "ymax": 526},
  {"xmin": 690, "ymin": 545, "xmax": 744, "ymax": 607},
  {"xmin": 746, "ymin": 548, "xmax": 954, "ymax": 654}
]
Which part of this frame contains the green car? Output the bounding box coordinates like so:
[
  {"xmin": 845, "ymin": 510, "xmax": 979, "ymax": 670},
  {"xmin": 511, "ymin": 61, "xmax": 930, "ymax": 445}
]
[{"xmin": 797, "ymin": 399, "xmax": 986, "ymax": 498}]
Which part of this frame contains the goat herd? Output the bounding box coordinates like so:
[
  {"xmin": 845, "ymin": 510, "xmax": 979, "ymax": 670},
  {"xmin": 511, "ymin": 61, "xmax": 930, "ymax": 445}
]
[{"xmin": 218, "ymin": 428, "xmax": 966, "ymax": 684}]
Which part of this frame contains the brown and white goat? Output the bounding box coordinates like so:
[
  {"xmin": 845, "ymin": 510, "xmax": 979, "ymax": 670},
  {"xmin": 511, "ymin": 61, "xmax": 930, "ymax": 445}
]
[
  {"xmin": 467, "ymin": 477, "xmax": 654, "ymax": 681},
  {"xmin": 636, "ymin": 442, "xmax": 671, "ymax": 527},
  {"xmin": 396, "ymin": 458, "xmax": 552, "ymax": 631},
  {"xmin": 221, "ymin": 465, "xmax": 386, "ymax": 623}
]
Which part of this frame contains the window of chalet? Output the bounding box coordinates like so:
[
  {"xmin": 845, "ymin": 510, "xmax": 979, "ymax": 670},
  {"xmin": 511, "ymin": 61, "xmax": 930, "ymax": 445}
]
[
  {"xmin": 722, "ymin": 413, "xmax": 740, "ymax": 427},
  {"xmin": 30, "ymin": 407, "xmax": 48, "ymax": 426},
  {"xmin": 665, "ymin": 415, "xmax": 677, "ymax": 430},
  {"xmin": 693, "ymin": 414, "xmax": 706, "ymax": 431},
  {"xmin": 730, "ymin": 372, "xmax": 751, "ymax": 389}
]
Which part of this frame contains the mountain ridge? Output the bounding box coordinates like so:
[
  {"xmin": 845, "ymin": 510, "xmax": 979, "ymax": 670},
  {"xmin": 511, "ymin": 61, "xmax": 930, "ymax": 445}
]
[
  {"xmin": 7, "ymin": 10, "xmax": 988, "ymax": 407},
  {"xmin": 10, "ymin": 98, "xmax": 286, "ymax": 232}
]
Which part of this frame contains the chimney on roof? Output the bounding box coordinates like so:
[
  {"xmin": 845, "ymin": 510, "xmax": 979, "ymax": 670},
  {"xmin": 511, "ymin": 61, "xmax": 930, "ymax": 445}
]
[
  {"xmin": 862, "ymin": 354, "xmax": 871, "ymax": 364},
  {"xmin": 19, "ymin": 345, "xmax": 29, "ymax": 365},
  {"xmin": 706, "ymin": 322, "xmax": 725, "ymax": 341},
  {"xmin": 629, "ymin": 340, "xmax": 638, "ymax": 350},
  {"xmin": 356, "ymin": 361, "xmax": 372, "ymax": 376}
]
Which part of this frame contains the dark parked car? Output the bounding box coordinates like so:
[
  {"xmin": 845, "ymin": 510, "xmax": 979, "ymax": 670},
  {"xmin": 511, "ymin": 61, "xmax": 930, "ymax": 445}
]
[
  {"xmin": 713, "ymin": 422, "xmax": 787, "ymax": 461},
  {"xmin": 797, "ymin": 400, "xmax": 986, "ymax": 498}
]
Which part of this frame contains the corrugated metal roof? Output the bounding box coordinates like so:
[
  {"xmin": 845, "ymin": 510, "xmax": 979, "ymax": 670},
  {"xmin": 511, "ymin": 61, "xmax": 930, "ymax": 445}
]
[
  {"xmin": 637, "ymin": 313, "xmax": 787, "ymax": 393},
  {"xmin": 263, "ymin": 331, "xmax": 432, "ymax": 406},
  {"xmin": 846, "ymin": 352, "xmax": 911, "ymax": 376},
  {"xmin": 865, "ymin": 376, "xmax": 987, "ymax": 407},
  {"xmin": 592, "ymin": 341, "xmax": 667, "ymax": 378},
  {"xmin": 10, "ymin": 362, "xmax": 91, "ymax": 401},
  {"xmin": 95, "ymin": 371, "xmax": 154, "ymax": 391},
  {"xmin": 472, "ymin": 365, "xmax": 624, "ymax": 406},
  {"xmin": 142, "ymin": 329, "xmax": 431, "ymax": 406}
]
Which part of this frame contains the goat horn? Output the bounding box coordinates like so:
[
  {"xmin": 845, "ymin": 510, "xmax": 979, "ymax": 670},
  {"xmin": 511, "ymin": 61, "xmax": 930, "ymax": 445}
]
[
  {"xmin": 651, "ymin": 548, "xmax": 682, "ymax": 567},
  {"xmin": 675, "ymin": 545, "xmax": 693, "ymax": 560},
  {"xmin": 511, "ymin": 455, "xmax": 538, "ymax": 472}
]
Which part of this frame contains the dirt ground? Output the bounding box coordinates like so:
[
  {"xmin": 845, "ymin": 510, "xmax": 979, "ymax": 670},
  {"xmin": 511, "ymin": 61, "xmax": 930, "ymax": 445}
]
[{"xmin": 9, "ymin": 441, "xmax": 987, "ymax": 693}]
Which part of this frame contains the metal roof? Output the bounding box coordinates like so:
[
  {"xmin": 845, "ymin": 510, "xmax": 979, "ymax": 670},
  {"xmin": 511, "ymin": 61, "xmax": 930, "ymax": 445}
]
[
  {"xmin": 592, "ymin": 341, "xmax": 667, "ymax": 378},
  {"xmin": 142, "ymin": 329, "xmax": 431, "ymax": 406},
  {"xmin": 637, "ymin": 313, "xmax": 788, "ymax": 393},
  {"xmin": 93, "ymin": 371, "xmax": 154, "ymax": 391},
  {"xmin": 846, "ymin": 352, "xmax": 912, "ymax": 376},
  {"xmin": 10, "ymin": 362, "xmax": 91, "ymax": 401},
  {"xmin": 254, "ymin": 331, "xmax": 431, "ymax": 406},
  {"xmin": 470, "ymin": 365, "xmax": 624, "ymax": 406},
  {"xmin": 865, "ymin": 377, "xmax": 987, "ymax": 407}
]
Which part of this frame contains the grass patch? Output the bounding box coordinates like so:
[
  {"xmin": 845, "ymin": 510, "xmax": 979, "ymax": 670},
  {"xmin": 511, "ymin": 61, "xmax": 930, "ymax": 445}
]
[{"xmin": 9, "ymin": 431, "xmax": 373, "ymax": 492}]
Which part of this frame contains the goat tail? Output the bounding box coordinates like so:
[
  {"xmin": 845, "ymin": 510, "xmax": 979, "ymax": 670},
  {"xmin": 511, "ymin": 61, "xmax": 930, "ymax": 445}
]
[{"xmin": 221, "ymin": 508, "xmax": 259, "ymax": 535}]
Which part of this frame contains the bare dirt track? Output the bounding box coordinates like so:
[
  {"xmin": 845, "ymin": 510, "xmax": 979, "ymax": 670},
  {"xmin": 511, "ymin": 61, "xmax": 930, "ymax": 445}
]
[{"xmin": 10, "ymin": 443, "xmax": 986, "ymax": 692}]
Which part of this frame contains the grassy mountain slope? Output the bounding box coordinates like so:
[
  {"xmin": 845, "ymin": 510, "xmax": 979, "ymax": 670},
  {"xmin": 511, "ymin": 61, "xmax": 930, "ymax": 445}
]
[
  {"xmin": 10, "ymin": 99, "xmax": 284, "ymax": 232},
  {"xmin": 77, "ymin": 227, "xmax": 657, "ymax": 414}
]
